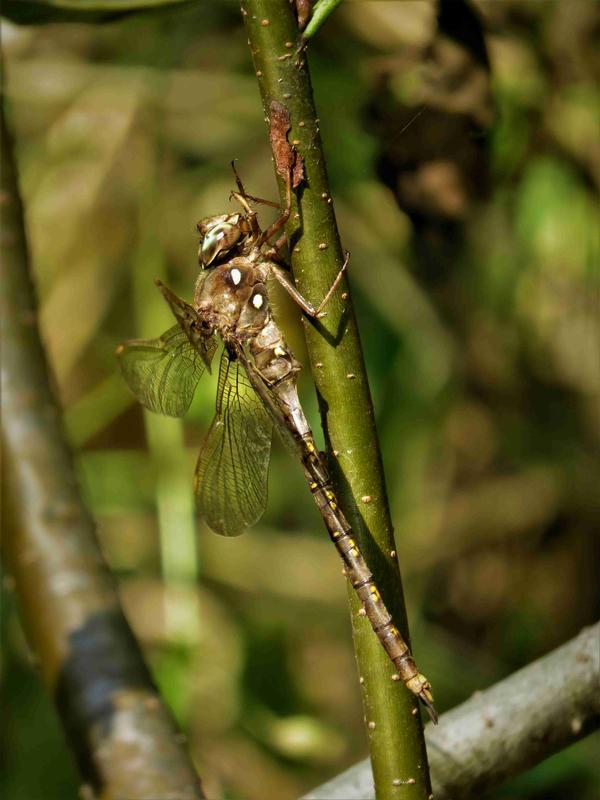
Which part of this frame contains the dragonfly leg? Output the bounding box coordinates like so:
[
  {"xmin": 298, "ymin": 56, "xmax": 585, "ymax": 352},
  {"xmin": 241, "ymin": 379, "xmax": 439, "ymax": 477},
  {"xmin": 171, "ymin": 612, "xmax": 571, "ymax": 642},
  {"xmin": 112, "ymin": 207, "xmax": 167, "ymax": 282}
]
[
  {"xmin": 233, "ymin": 191, "xmax": 280, "ymax": 210},
  {"xmin": 231, "ymin": 160, "xmax": 281, "ymax": 209},
  {"xmin": 256, "ymin": 167, "xmax": 292, "ymax": 248},
  {"xmin": 312, "ymin": 251, "xmax": 349, "ymax": 317},
  {"xmin": 229, "ymin": 164, "xmax": 261, "ymax": 237},
  {"xmin": 231, "ymin": 161, "xmax": 289, "ymax": 244},
  {"xmin": 230, "ymin": 162, "xmax": 276, "ymax": 238},
  {"xmin": 270, "ymin": 251, "xmax": 349, "ymax": 318},
  {"xmin": 230, "ymin": 190, "xmax": 261, "ymax": 237},
  {"xmin": 263, "ymin": 232, "xmax": 289, "ymax": 261}
]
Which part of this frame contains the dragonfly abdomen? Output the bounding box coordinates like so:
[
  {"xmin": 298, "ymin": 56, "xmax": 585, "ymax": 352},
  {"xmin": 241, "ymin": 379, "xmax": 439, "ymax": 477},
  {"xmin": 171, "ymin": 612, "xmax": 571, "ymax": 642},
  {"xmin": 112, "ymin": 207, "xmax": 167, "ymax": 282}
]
[
  {"xmin": 298, "ymin": 440, "xmax": 437, "ymax": 720},
  {"xmin": 250, "ymin": 319, "xmax": 302, "ymax": 386}
]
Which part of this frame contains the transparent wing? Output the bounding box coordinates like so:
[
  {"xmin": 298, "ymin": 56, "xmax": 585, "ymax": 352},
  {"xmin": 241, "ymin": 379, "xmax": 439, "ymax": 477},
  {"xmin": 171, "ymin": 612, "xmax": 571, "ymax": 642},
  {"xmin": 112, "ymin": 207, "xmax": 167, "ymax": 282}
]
[
  {"xmin": 117, "ymin": 325, "xmax": 217, "ymax": 417},
  {"xmin": 195, "ymin": 350, "xmax": 273, "ymax": 536}
]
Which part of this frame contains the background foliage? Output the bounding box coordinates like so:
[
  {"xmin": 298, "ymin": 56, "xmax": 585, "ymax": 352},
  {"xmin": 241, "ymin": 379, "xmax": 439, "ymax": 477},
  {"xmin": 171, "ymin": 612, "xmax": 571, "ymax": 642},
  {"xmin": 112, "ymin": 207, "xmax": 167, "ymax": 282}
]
[{"xmin": 2, "ymin": 2, "xmax": 598, "ymax": 799}]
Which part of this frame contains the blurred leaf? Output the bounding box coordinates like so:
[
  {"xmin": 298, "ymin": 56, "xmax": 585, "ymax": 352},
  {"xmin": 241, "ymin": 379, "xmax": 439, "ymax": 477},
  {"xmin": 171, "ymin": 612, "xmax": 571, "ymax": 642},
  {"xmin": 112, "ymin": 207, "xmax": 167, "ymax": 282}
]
[
  {"xmin": 19, "ymin": 73, "xmax": 150, "ymax": 383},
  {"xmin": 516, "ymin": 157, "xmax": 594, "ymax": 273},
  {"xmin": 120, "ymin": 579, "xmax": 243, "ymax": 732},
  {"xmin": 340, "ymin": 0, "xmax": 434, "ymax": 51},
  {"xmin": 247, "ymin": 706, "xmax": 345, "ymax": 763},
  {"xmin": 545, "ymin": 84, "xmax": 600, "ymax": 184},
  {"xmin": 77, "ymin": 449, "xmax": 156, "ymax": 512},
  {"xmin": 199, "ymin": 526, "xmax": 343, "ymax": 606},
  {"xmin": 337, "ymin": 185, "xmax": 454, "ymax": 399},
  {"xmin": 3, "ymin": 0, "xmax": 192, "ymax": 26},
  {"xmin": 64, "ymin": 372, "xmax": 133, "ymax": 447},
  {"xmin": 1, "ymin": 607, "xmax": 80, "ymax": 800}
]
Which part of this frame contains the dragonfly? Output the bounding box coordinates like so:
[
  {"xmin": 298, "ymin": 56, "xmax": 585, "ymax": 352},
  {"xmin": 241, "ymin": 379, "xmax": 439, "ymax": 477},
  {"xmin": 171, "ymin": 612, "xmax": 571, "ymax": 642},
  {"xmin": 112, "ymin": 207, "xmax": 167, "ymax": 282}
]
[{"xmin": 117, "ymin": 166, "xmax": 437, "ymax": 723}]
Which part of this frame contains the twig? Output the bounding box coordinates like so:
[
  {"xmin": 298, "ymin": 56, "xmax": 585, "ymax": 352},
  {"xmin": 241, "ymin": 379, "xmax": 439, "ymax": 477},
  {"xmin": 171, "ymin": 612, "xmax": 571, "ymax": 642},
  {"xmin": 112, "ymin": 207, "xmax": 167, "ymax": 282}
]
[
  {"xmin": 303, "ymin": 0, "xmax": 344, "ymax": 40},
  {"xmin": 0, "ymin": 76, "xmax": 205, "ymax": 800},
  {"xmin": 242, "ymin": 2, "xmax": 432, "ymax": 798},
  {"xmin": 302, "ymin": 622, "xmax": 600, "ymax": 799}
]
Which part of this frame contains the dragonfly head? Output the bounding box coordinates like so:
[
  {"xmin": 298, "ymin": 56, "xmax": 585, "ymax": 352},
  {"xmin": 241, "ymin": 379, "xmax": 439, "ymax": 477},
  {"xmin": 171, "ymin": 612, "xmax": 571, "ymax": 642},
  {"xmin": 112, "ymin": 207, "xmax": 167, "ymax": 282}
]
[{"xmin": 197, "ymin": 213, "xmax": 246, "ymax": 267}]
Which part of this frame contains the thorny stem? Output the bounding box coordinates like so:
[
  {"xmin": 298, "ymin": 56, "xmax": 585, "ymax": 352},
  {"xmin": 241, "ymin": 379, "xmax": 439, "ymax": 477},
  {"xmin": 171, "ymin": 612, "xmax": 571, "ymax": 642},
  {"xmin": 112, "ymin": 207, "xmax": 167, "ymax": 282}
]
[
  {"xmin": 302, "ymin": 621, "xmax": 600, "ymax": 800},
  {"xmin": 242, "ymin": 2, "xmax": 432, "ymax": 798},
  {"xmin": 0, "ymin": 79, "xmax": 205, "ymax": 800}
]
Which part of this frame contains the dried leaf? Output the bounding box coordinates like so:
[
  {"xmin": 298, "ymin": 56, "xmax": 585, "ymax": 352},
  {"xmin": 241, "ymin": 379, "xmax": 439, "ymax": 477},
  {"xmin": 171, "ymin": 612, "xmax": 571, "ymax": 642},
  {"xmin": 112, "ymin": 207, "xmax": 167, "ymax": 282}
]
[{"xmin": 269, "ymin": 100, "xmax": 305, "ymax": 188}]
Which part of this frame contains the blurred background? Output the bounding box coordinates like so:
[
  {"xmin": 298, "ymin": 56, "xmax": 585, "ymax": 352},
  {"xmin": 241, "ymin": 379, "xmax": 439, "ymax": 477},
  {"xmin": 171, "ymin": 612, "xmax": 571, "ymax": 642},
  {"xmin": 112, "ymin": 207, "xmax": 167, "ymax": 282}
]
[{"xmin": 1, "ymin": 1, "xmax": 599, "ymax": 798}]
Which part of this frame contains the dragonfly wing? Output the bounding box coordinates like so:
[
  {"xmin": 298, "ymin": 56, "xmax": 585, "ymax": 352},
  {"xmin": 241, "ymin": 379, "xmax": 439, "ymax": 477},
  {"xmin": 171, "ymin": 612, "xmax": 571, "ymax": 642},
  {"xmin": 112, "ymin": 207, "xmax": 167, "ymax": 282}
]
[
  {"xmin": 155, "ymin": 280, "xmax": 216, "ymax": 370},
  {"xmin": 118, "ymin": 325, "xmax": 217, "ymax": 417},
  {"xmin": 195, "ymin": 350, "xmax": 273, "ymax": 536}
]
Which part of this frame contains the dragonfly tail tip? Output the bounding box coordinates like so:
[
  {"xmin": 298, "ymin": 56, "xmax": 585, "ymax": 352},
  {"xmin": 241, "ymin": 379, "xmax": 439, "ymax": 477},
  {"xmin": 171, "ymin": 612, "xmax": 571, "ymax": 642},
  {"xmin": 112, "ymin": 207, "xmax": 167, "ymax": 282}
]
[{"xmin": 420, "ymin": 692, "xmax": 438, "ymax": 725}]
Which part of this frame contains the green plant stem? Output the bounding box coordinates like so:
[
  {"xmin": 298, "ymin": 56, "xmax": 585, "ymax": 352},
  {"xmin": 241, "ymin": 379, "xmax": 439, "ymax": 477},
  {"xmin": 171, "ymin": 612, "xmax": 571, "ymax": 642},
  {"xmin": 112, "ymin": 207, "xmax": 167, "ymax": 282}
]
[
  {"xmin": 242, "ymin": 2, "xmax": 432, "ymax": 797},
  {"xmin": 1, "ymin": 80, "xmax": 205, "ymax": 800},
  {"xmin": 303, "ymin": 0, "xmax": 344, "ymax": 39}
]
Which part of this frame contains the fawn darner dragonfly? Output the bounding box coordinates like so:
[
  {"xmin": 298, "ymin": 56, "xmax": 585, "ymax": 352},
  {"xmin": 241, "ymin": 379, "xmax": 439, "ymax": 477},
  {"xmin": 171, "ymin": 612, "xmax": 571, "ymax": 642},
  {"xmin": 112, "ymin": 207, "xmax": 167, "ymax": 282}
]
[{"xmin": 117, "ymin": 168, "xmax": 437, "ymax": 723}]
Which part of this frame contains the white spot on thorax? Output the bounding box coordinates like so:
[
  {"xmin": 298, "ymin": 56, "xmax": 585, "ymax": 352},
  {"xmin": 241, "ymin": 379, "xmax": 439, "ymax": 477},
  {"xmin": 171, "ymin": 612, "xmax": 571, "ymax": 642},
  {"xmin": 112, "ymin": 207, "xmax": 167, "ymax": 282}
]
[
  {"xmin": 252, "ymin": 293, "xmax": 264, "ymax": 309},
  {"xmin": 230, "ymin": 268, "xmax": 242, "ymax": 285}
]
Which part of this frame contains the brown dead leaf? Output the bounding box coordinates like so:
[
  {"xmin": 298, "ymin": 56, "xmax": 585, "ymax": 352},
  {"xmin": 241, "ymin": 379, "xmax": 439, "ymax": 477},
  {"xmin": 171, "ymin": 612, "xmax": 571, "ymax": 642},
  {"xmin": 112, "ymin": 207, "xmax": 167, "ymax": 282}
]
[{"xmin": 269, "ymin": 99, "xmax": 304, "ymax": 188}]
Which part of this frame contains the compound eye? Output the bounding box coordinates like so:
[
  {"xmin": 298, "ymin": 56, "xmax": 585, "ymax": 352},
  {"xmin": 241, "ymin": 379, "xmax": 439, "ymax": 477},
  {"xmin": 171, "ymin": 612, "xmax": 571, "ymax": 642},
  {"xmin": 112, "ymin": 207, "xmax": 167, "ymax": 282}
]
[{"xmin": 200, "ymin": 223, "xmax": 241, "ymax": 266}]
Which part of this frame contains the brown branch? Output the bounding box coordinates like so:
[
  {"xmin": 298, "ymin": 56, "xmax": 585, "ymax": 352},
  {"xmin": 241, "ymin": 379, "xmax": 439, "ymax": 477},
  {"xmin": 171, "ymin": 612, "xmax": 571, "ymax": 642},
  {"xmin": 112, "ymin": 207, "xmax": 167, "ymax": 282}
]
[
  {"xmin": 302, "ymin": 622, "xmax": 600, "ymax": 799},
  {"xmin": 0, "ymin": 78, "xmax": 205, "ymax": 800}
]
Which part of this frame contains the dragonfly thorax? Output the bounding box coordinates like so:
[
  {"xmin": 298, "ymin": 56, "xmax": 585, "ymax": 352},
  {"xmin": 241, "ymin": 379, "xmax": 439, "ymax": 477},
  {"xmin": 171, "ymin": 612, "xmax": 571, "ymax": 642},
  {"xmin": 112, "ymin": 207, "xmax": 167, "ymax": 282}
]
[{"xmin": 194, "ymin": 258, "xmax": 270, "ymax": 338}]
